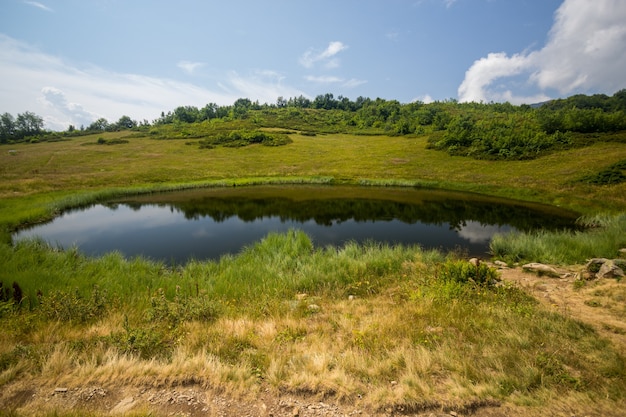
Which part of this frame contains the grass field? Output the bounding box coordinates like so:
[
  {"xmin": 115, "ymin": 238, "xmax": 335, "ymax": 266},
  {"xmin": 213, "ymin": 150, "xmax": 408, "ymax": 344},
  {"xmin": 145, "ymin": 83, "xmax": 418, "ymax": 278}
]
[{"xmin": 1, "ymin": 131, "xmax": 626, "ymax": 416}]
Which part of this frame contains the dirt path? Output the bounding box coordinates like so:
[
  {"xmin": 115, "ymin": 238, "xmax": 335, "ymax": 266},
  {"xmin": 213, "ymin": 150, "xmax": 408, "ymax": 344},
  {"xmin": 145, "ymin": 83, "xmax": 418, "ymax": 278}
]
[{"xmin": 497, "ymin": 264, "xmax": 626, "ymax": 355}]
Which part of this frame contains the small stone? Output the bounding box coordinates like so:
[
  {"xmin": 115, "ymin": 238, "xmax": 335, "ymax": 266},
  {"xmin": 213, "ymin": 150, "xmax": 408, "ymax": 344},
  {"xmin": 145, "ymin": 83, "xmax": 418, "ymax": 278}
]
[
  {"xmin": 390, "ymin": 380, "xmax": 398, "ymax": 385},
  {"xmin": 292, "ymin": 407, "xmax": 300, "ymax": 417},
  {"xmin": 522, "ymin": 263, "xmax": 559, "ymax": 277},
  {"xmin": 494, "ymin": 260, "xmax": 508, "ymax": 268},
  {"xmin": 469, "ymin": 258, "xmax": 480, "ymax": 266},
  {"xmin": 307, "ymin": 304, "xmax": 320, "ymax": 312},
  {"xmin": 54, "ymin": 388, "xmax": 68, "ymax": 393}
]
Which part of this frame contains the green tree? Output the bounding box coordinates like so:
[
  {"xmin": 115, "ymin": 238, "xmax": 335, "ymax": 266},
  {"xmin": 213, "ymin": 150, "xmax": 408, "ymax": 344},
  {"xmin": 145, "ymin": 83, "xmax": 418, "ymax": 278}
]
[
  {"xmin": 15, "ymin": 111, "xmax": 44, "ymax": 138},
  {"xmin": 88, "ymin": 118, "xmax": 110, "ymax": 131},
  {"xmin": 115, "ymin": 115, "xmax": 137, "ymax": 130},
  {"xmin": 173, "ymin": 106, "xmax": 200, "ymax": 123},
  {"xmin": 0, "ymin": 112, "xmax": 16, "ymax": 143}
]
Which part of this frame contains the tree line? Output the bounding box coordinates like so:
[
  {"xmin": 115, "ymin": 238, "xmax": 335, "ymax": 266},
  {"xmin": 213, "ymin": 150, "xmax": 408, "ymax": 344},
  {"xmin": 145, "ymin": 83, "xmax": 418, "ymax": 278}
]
[{"xmin": 2, "ymin": 90, "xmax": 625, "ymax": 160}]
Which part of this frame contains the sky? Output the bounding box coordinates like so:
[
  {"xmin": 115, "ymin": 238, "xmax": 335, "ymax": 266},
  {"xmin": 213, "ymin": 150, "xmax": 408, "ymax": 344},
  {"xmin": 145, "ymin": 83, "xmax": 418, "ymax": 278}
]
[{"xmin": 1, "ymin": 0, "xmax": 625, "ymax": 130}]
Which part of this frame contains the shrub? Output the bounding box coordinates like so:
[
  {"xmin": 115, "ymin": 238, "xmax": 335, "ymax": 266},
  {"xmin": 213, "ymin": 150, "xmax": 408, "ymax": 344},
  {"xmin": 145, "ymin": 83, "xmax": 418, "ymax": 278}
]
[
  {"xmin": 148, "ymin": 287, "xmax": 221, "ymax": 328},
  {"xmin": 577, "ymin": 160, "xmax": 626, "ymax": 185},
  {"xmin": 38, "ymin": 285, "xmax": 109, "ymax": 323},
  {"xmin": 438, "ymin": 259, "xmax": 499, "ymax": 286}
]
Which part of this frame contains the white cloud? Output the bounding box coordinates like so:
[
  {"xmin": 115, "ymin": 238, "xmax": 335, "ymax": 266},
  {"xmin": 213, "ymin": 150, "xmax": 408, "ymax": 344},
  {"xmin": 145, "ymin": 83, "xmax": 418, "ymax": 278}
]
[
  {"xmin": 228, "ymin": 70, "xmax": 306, "ymax": 103},
  {"xmin": 457, "ymin": 221, "xmax": 509, "ymax": 244},
  {"xmin": 342, "ymin": 78, "xmax": 367, "ymax": 88},
  {"xmin": 458, "ymin": 0, "xmax": 626, "ymax": 103},
  {"xmin": 413, "ymin": 94, "xmax": 434, "ymax": 104},
  {"xmin": 458, "ymin": 52, "xmax": 532, "ymax": 103},
  {"xmin": 304, "ymin": 75, "xmax": 343, "ymax": 84},
  {"xmin": 304, "ymin": 75, "xmax": 366, "ymax": 89},
  {"xmin": 38, "ymin": 87, "xmax": 99, "ymax": 129},
  {"xmin": 299, "ymin": 41, "xmax": 348, "ymax": 69},
  {"xmin": 23, "ymin": 1, "xmax": 53, "ymax": 12},
  {"xmin": 177, "ymin": 60, "xmax": 205, "ymax": 75},
  {"xmin": 0, "ymin": 35, "xmax": 306, "ymax": 130}
]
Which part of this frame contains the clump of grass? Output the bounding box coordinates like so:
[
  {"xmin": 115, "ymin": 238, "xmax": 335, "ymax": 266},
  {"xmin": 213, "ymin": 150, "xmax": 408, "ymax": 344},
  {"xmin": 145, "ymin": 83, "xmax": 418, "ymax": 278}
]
[
  {"xmin": 96, "ymin": 137, "xmax": 129, "ymax": 145},
  {"xmin": 490, "ymin": 213, "xmax": 626, "ymax": 264}
]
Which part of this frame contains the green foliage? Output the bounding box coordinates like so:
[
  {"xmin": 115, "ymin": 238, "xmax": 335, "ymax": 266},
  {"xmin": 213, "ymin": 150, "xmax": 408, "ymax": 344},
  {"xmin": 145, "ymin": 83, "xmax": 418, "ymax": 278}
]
[
  {"xmin": 438, "ymin": 259, "xmax": 500, "ymax": 285},
  {"xmin": 577, "ymin": 159, "xmax": 626, "ymax": 185},
  {"xmin": 109, "ymin": 315, "xmax": 170, "ymax": 359},
  {"xmin": 491, "ymin": 213, "xmax": 626, "ymax": 265},
  {"xmin": 96, "ymin": 137, "xmax": 129, "ymax": 145},
  {"xmin": 427, "ymin": 110, "xmax": 576, "ymax": 160},
  {"xmin": 39, "ymin": 285, "xmax": 109, "ymax": 323},
  {"xmin": 197, "ymin": 129, "xmax": 292, "ymax": 148},
  {"xmin": 148, "ymin": 287, "xmax": 221, "ymax": 327}
]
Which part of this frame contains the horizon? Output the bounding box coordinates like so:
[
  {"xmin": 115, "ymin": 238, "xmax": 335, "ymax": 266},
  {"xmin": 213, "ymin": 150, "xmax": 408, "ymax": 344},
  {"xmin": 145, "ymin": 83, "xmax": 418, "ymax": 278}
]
[{"xmin": 1, "ymin": 0, "xmax": 625, "ymax": 130}]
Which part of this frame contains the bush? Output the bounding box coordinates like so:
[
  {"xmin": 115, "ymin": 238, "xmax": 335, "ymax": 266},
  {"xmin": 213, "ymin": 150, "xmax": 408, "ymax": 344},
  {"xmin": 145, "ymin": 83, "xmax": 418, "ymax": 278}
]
[
  {"xmin": 148, "ymin": 287, "xmax": 221, "ymax": 327},
  {"xmin": 38, "ymin": 285, "xmax": 109, "ymax": 323},
  {"xmin": 578, "ymin": 160, "xmax": 626, "ymax": 185},
  {"xmin": 198, "ymin": 129, "xmax": 292, "ymax": 149},
  {"xmin": 438, "ymin": 259, "xmax": 499, "ymax": 286}
]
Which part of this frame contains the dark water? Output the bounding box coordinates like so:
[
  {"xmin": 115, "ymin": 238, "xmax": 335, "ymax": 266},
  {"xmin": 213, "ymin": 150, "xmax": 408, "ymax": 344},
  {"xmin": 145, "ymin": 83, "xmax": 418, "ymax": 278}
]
[{"xmin": 13, "ymin": 185, "xmax": 579, "ymax": 264}]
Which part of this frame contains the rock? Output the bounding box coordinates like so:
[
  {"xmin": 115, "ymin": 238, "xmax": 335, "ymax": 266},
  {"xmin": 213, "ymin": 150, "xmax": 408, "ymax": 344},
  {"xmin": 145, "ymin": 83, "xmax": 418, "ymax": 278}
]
[
  {"xmin": 111, "ymin": 396, "xmax": 136, "ymax": 414},
  {"xmin": 522, "ymin": 263, "xmax": 559, "ymax": 277},
  {"xmin": 469, "ymin": 258, "xmax": 480, "ymax": 266},
  {"xmin": 494, "ymin": 260, "xmax": 508, "ymax": 268},
  {"xmin": 618, "ymin": 248, "xmax": 626, "ymax": 258},
  {"xmin": 53, "ymin": 388, "xmax": 68, "ymax": 394},
  {"xmin": 585, "ymin": 258, "xmax": 610, "ymax": 269},
  {"xmin": 596, "ymin": 260, "xmax": 625, "ymax": 279},
  {"xmin": 307, "ymin": 304, "xmax": 320, "ymax": 312}
]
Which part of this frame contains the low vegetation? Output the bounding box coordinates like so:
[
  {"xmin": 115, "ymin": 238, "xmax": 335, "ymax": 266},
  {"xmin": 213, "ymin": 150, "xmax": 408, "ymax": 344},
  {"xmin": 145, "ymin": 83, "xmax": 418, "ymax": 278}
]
[
  {"xmin": 1, "ymin": 91, "xmax": 626, "ymax": 415},
  {"xmin": 1, "ymin": 231, "xmax": 625, "ymax": 414}
]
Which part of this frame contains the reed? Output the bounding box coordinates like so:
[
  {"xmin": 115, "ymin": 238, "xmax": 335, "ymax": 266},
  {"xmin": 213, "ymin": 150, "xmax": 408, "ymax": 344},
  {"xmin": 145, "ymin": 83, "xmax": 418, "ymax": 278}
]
[{"xmin": 490, "ymin": 213, "xmax": 626, "ymax": 264}]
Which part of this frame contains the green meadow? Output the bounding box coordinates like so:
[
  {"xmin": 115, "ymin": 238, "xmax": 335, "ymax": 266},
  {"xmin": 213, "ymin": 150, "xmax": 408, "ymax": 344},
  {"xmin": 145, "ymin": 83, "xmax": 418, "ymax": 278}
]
[{"xmin": 1, "ymin": 99, "xmax": 626, "ymax": 416}]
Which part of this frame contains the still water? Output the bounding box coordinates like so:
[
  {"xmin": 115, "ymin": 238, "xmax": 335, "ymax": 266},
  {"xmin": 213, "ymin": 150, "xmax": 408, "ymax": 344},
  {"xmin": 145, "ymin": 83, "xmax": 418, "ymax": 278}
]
[{"xmin": 14, "ymin": 186, "xmax": 579, "ymax": 264}]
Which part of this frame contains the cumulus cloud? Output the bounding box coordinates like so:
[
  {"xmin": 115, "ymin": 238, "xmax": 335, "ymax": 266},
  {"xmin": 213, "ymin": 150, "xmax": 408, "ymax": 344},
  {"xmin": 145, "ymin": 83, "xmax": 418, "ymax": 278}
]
[
  {"xmin": 299, "ymin": 41, "xmax": 348, "ymax": 69},
  {"xmin": 38, "ymin": 87, "xmax": 99, "ymax": 129},
  {"xmin": 413, "ymin": 94, "xmax": 434, "ymax": 104},
  {"xmin": 0, "ymin": 35, "xmax": 306, "ymax": 130},
  {"xmin": 458, "ymin": 0, "xmax": 626, "ymax": 103}
]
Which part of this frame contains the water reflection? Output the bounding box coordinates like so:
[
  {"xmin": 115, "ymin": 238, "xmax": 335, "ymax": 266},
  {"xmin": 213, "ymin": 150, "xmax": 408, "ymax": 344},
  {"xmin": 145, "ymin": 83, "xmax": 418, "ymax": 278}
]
[{"xmin": 14, "ymin": 186, "xmax": 579, "ymax": 264}]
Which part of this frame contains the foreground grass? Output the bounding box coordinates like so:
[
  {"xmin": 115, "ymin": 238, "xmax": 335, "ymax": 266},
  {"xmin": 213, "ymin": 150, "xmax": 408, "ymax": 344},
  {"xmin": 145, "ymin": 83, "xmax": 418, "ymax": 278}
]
[
  {"xmin": 1, "ymin": 231, "xmax": 625, "ymax": 415},
  {"xmin": 1, "ymin": 132, "xmax": 626, "ymax": 415}
]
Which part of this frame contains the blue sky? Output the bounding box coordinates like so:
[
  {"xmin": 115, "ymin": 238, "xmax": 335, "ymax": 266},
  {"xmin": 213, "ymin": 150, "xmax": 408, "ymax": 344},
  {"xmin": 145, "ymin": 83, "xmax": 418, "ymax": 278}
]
[{"xmin": 1, "ymin": 0, "xmax": 625, "ymax": 130}]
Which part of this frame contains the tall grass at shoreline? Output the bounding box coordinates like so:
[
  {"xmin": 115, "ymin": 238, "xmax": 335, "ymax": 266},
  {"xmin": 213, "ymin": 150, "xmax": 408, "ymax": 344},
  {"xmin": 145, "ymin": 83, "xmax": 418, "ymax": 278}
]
[{"xmin": 490, "ymin": 213, "xmax": 626, "ymax": 264}]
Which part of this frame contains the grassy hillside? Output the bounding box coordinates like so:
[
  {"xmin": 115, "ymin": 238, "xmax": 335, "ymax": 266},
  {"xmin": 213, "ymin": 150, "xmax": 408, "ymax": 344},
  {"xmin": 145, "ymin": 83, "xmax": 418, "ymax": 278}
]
[{"xmin": 1, "ymin": 115, "xmax": 626, "ymax": 416}]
